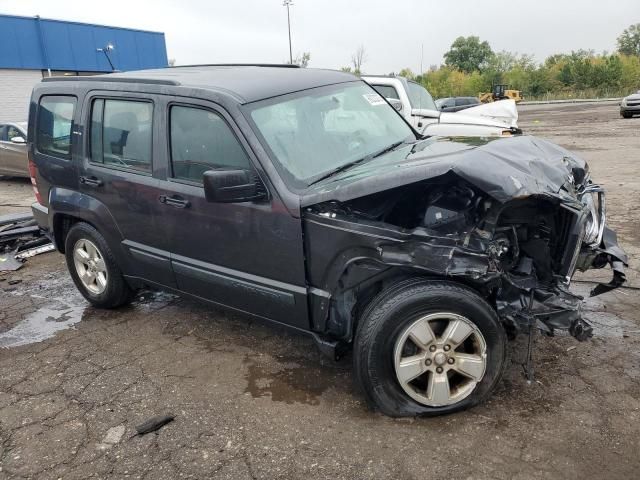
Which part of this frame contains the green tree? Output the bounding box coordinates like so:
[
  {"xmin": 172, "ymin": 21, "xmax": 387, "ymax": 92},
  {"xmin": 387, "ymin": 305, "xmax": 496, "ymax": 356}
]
[
  {"xmin": 617, "ymin": 24, "xmax": 640, "ymax": 56},
  {"xmin": 398, "ymin": 68, "xmax": 415, "ymax": 79},
  {"xmin": 443, "ymin": 36, "xmax": 494, "ymax": 73}
]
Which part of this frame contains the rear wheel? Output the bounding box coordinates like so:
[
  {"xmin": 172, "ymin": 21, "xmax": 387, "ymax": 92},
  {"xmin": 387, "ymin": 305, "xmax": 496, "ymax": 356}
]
[
  {"xmin": 621, "ymin": 112, "xmax": 633, "ymax": 119},
  {"xmin": 65, "ymin": 222, "xmax": 133, "ymax": 308},
  {"xmin": 353, "ymin": 278, "xmax": 506, "ymax": 417}
]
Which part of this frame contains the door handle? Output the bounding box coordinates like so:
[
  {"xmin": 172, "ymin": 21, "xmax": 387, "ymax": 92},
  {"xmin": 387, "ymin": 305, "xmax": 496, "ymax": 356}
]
[
  {"xmin": 79, "ymin": 176, "xmax": 103, "ymax": 187},
  {"xmin": 158, "ymin": 195, "xmax": 190, "ymax": 209}
]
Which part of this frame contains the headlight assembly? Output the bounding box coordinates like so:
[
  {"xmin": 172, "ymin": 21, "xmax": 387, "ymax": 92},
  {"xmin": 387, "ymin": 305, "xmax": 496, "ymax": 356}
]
[{"xmin": 580, "ymin": 185, "xmax": 606, "ymax": 247}]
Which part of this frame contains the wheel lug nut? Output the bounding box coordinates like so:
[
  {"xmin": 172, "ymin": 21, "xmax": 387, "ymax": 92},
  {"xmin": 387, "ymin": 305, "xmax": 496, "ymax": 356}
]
[
  {"xmin": 447, "ymin": 358, "xmax": 455, "ymax": 364},
  {"xmin": 429, "ymin": 345, "xmax": 437, "ymax": 352},
  {"xmin": 443, "ymin": 345, "xmax": 451, "ymax": 351},
  {"xmin": 436, "ymin": 367, "xmax": 443, "ymax": 374},
  {"xmin": 425, "ymin": 359, "xmax": 432, "ymax": 366}
]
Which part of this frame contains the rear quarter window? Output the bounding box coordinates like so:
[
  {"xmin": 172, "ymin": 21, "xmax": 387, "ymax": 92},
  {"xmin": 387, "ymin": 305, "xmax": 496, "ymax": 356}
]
[{"xmin": 36, "ymin": 96, "xmax": 76, "ymax": 159}]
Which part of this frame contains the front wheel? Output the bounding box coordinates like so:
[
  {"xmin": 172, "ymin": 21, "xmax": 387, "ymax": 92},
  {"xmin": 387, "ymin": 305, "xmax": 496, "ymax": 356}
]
[{"xmin": 353, "ymin": 279, "xmax": 507, "ymax": 417}]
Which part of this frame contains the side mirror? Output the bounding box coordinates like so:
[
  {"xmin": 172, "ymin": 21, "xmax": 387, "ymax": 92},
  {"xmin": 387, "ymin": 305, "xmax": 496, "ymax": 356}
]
[
  {"xmin": 10, "ymin": 136, "xmax": 26, "ymax": 144},
  {"xmin": 387, "ymin": 98, "xmax": 403, "ymax": 112},
  {"xmin": 203, "ymin": 169, "xmax": 266, "ymax": 203}
]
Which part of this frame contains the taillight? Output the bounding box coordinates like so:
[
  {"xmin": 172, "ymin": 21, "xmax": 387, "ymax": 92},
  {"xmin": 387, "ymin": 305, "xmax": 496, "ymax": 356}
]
[{"xmin": 28, "ymin": 155, "xmax": 43, "ymax": 204}]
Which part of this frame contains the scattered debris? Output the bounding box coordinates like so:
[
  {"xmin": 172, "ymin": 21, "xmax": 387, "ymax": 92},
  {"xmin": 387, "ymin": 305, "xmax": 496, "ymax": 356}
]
[
  {"xmin": 0, "ymin": 211, "xmax": 54, "ymax": 269},
  {"xmin": 7, "ymin": 279, "xmax": 22, "ymax": 285},
  {"xmin": 567, "ymin": 346, "xmax": 577, "ymax": 352},
  {"xmin": 135, "ymin": 415, "xmax": 175, "ymax": 436},
  {"xmin": 15, "ymin": 243, "xmax": 55, "ymax": 259},
  {"xmin": 0, "ymin": 252, "xmax": 24, "ymax": 272}
]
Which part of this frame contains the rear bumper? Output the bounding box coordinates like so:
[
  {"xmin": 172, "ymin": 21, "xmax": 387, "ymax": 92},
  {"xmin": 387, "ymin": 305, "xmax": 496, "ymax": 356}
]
[{"xmin": 31, "ymin": 201, "xmax": 50, "ymax": 233}]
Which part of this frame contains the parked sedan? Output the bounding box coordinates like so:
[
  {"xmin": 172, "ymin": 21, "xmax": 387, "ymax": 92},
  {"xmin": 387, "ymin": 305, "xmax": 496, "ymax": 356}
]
[
  {"xmin": 620, "ymin": 91, "xmax": 640, "ymax": 118},
  {"xmin": 0, "ymin": 122, "xmax": 29, "ymax": 177},
  {"xmin": 436, "ymin": 97, "xmax": 482, "ymax": 112}
]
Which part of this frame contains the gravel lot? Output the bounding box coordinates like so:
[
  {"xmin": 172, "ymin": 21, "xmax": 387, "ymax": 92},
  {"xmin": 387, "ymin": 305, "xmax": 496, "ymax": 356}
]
[{"xmin": 1, "ymin": 102, "xmax": 639, "ymax": 479}]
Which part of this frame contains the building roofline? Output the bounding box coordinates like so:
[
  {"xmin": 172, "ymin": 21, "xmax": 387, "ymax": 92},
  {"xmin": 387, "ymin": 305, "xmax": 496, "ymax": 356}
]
[
  {"xmin": 0, "ymin": 13, "xmax": 165, "ymax": 35},
  {"xmin": 169, "ymin": 64, "xmax": 300, "ymax": 69}
]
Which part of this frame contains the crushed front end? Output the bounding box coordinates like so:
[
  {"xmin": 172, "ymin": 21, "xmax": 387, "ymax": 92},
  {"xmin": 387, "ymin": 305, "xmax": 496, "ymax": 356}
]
[{"xmin": 302, "ymin": 136, "xmax": 628, "ymax": 343}]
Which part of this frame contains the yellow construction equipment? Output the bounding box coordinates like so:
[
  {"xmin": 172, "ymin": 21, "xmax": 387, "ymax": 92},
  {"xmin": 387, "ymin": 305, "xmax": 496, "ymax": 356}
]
[{"xmin": 479, "ymin": 84, "xmax": 523, "ymax": 103}]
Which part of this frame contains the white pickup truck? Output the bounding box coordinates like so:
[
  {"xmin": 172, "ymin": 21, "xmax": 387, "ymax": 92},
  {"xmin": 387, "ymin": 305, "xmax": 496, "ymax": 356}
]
[{"xmin": 363, "ymin": 75, "xmax": 520, "ymax": 137}]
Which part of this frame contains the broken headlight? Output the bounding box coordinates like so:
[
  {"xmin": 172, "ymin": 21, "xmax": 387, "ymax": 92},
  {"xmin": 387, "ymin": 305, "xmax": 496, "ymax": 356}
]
[{"xmin": 580, "ymin": 185, "xmax": 606, "ymax": 247}]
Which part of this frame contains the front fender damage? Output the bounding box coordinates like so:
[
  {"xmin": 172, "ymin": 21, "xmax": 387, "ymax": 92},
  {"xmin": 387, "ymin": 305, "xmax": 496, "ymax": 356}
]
[{"xmin": 305, "ymin": 173, "xmax": 628, "ymax": 343}]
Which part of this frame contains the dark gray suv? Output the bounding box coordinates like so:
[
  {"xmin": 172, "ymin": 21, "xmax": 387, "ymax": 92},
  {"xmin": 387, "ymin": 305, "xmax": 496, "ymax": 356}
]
[{"xmin": 28, "ymin": 65, "xmax": 627, "ymax": 417}]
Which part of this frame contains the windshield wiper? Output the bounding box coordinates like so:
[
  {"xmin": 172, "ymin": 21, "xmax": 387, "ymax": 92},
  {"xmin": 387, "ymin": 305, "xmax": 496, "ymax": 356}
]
[{"xmin": 308, "ymin": 140, "xmax": 407, "ymax": 186}]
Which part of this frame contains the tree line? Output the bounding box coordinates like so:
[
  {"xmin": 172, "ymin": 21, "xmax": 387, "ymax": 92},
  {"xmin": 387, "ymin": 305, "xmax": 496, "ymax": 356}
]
[{"xmin": 401, "ymin": 24, "xmax": 640, "ymax": 100}]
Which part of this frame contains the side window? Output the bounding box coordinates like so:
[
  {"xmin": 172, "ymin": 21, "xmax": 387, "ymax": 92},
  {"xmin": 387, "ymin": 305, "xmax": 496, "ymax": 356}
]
[
  {"xmin": 454, "ymin": 98, "xmax": 468, "ymax": 107},
  {"xmin": 37, "ymin": 96, "xmax": 76, "ymax": 159},
  {"xmin": 90, "ymin": 99, "xmax": 153, "ymax": 173},
  {"xmin": 7, "ymin": 126, "xmax": 22, "ymax": 141},
  {"xmin": 0, "ymin": 126, "xmax": 6, "ymax": 142},
  {"xmin": 169, "ymin": 105, "xmax": 251, "ymax": 184},
  {"xmin": 371, "ymin": 85, "xmax": 400, "ymax": 100}
]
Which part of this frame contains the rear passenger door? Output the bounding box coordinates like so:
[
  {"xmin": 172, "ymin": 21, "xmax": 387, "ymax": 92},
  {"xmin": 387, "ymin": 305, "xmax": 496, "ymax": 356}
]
[
  {"xmin": 155, "ymin": 98, "xmax": 309, "ymax": 329},
  {"xmin": 80, "ymin": 92, "xmax": 175, "ymax": 287}
]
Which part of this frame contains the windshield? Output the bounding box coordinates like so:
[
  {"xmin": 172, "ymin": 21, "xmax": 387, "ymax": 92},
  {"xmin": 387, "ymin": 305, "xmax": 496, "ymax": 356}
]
[
  {"xmin": 407, "ymin": 81, "xmax": 437, "ymax": 111},
  {"xmin": 247, "ymin": 82, "xmax": 414, "ymax": 188}
]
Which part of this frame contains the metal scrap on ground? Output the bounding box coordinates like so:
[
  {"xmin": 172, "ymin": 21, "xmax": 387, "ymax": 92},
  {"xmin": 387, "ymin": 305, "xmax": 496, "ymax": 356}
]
[{"xmin": 0, "ymin": 211, "xmax": 53, "ymax": 270}]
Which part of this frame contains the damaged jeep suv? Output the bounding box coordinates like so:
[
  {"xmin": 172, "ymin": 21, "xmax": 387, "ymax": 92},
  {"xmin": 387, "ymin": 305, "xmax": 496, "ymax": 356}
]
[{"xmin": 28, "ymin": 65, "xmax": 627, "ymax": 416}]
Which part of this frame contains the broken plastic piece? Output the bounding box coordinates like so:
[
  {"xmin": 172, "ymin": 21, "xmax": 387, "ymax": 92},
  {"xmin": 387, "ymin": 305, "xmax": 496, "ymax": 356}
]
[{"xmin": 135, "ymin": 414, "xmax": 175, "ymax": 435}]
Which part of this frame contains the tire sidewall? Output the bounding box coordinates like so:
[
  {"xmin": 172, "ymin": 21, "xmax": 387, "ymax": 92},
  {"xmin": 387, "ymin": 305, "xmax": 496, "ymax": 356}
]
[
  {"xmin": 65, "ymin": 223, "xmax": 121, "ymax": 306},
  {"xmin": 357, "ymin": 281, "xmax": 506, "ymax": 416}
]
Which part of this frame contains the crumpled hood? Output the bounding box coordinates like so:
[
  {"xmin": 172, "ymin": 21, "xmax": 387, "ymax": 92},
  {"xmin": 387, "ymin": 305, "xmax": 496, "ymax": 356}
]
[{"xmin": 301, "ymin": 135, "xmax": 585, "ymax": 207}]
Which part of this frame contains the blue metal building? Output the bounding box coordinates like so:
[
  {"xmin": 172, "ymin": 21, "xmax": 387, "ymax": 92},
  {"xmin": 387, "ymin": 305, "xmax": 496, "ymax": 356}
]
[{"xmin": 0, "ymin": 14, "xmax": 168, "ymax": 121}]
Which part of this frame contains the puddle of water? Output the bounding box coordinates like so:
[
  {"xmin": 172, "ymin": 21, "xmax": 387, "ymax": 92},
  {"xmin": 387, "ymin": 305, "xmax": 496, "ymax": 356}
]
[
  {"xmin": 244, "ymin": 357, "xmax": 331, "ymax": 405},
  {"xmin": 0, "ymin": 304, "xmax": 86, "ymax": 348}
]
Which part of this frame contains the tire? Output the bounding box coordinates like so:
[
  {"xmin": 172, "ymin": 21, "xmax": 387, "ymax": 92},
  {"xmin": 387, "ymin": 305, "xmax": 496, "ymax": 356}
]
[
  {"xmin": 353, "ymin": 278, "xmax": 507, "ymax": 417},
  {"xmin": 621, "ymin": 112, "xmax": 632, "ymax": 119},
  {"xmin": 64, "ymin": 222, "xmax": 133, "ymax": 308}
]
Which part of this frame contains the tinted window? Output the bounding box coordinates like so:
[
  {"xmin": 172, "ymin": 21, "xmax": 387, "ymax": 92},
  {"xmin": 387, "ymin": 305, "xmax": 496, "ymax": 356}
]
[
  {"xmin": 0, "ymin": 126, "xmax": 6, "ymax": 142},
  {"xmin": 455, "ymin": 98, "xmax": 469, "ymax": 107},
  {"xmin": 170, "ymin": 105, "xmax": 250, "ymax": 183},
  {"xmin": 90, "ymin": 99, "xmax": 153, "ymax": 172},
  {"xmin": 37, "ymin": 96, "xmax": 76, "ymax": 159},
  {"xmin": 371, "ymin": 84, "xmax": 400, "ymax": 100}
]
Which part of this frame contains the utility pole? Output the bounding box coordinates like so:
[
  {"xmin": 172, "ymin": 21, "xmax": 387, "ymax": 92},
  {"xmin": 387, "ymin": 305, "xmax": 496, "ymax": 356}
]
[{"xmin": 283, "ymin": 0, "xmax": 293, "ymax": 64}]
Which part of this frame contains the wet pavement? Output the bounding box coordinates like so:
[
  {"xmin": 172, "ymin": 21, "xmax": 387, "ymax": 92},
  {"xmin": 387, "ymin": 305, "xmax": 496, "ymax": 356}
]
[{"xmin": 1, "ymin": 103, "xmax": 639, "ymax": 479}]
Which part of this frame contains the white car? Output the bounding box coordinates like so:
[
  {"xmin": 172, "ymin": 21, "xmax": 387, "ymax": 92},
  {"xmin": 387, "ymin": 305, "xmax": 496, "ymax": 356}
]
[{"xmin": 363, "ymin": 75, "xmax": 519, "ymax": 137}]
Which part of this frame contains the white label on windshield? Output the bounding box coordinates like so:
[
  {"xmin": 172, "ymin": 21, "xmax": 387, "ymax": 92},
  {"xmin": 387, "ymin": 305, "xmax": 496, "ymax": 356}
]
[{"xmin": 363, "ymin": 93, "xmax": 386, "ymax": 106}]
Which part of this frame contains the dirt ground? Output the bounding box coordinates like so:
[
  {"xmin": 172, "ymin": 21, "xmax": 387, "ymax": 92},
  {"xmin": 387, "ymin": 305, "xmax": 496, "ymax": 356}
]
[{"xmin": 1, "ymin": 102, "xmax": 639, "ymax": 480}]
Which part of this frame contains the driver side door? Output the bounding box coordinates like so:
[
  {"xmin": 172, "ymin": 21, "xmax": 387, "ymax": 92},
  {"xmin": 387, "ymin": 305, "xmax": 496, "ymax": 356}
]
[{"xmin": 156, "ymin": 98, "xmax": 310, "ymax": 329}]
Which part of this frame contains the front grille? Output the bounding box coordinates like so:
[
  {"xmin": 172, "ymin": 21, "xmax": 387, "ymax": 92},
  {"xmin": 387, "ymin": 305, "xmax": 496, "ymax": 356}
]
[
  {"xmin": 627, "ymin": 101, "xmax": 640, "ymax": 107},
  {"xmin": 555, "ymin": 207, "xmax": 586, "ymax": 282}
]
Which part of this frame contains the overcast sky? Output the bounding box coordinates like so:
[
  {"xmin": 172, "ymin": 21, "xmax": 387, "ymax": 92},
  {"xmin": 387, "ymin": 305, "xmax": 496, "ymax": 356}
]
[{"xmin": 1, "ymin": 0, "xmax": 637, "ymax": 72}]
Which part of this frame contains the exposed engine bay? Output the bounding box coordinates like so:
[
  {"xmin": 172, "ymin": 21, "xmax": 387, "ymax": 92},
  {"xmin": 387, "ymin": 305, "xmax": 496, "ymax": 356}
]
[{"xmin": 303, "ymin": 168, "xmax": 628, "ymax": 343}]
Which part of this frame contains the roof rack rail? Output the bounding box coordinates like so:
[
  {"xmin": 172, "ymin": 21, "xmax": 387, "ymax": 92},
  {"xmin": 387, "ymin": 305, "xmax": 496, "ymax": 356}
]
[
  {"xmin": 168, "ymin": 63, "xmax": 300, "ymax": 69},
  {"xmin": 41, "ymin": 76, "xmax": 180, "ymax": 86}
]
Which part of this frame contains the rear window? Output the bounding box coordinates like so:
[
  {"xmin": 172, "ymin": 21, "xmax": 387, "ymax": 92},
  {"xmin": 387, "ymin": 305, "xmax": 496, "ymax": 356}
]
[
  {"xmin": 37, "ymin": 96, "xmax": 76, "ymax": 159},
  {"xmin": 90, "ymin": 99, "xmax": 153, "ymax": 173}
]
